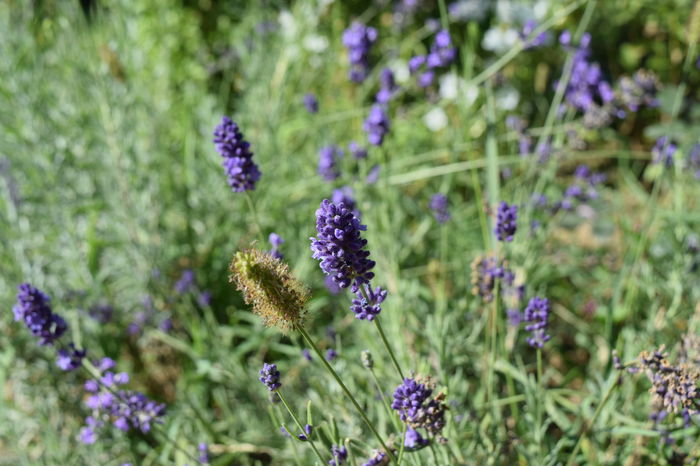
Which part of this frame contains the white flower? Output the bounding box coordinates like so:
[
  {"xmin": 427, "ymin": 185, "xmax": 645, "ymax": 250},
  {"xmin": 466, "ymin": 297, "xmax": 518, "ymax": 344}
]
[
  {"xmin": 495, "ymin": 87, "xmax": 520, "ymax": 111},
  {"xmin": 424, "ymin": 107, "xmax": 448, "ymax": 132},
  {"xmin": 303, "ymin": 34, "xmax": 329, "ymax": 53},
  {"xmin": 482, "ymin": 27, "xmax": 519, "ymax": 53}
]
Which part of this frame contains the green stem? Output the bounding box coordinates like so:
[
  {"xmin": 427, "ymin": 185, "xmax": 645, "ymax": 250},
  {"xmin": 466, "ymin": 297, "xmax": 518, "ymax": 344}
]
[
  {"xmin": 374, "ymin": 317, "xmax": 405, "ymax": 380},
  {"xmin": 277, "ymin": 391, "xmax": 326, "ymax": 465},
  {"xmin": 369, "ymin": 368, "xmax": 401, "ymax": 431},
  {"xmin": 397, "ymin": 423, "xmax": 408, "ymax": 465},
  {"xmin": 358, "ymin": 284, "xmax": 405, "ymax": 380},
  {"xmin": 566, "ymin": 376, "xmax": 618, "ymax": 466},
  {"xmin": 244, "ymin": 191, "xmax": 265, "ymax": 244},
  {"xmin": 297, "ymin": 327, "xmax": 397, "ymax": 464}
]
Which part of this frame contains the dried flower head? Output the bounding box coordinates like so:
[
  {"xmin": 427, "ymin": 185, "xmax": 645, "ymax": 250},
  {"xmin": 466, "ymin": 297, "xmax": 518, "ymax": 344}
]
[
  {"xmin": 229, "ymin": 249, "xmax": 309, "ymax": 330},
  {"xmin": 639, "ymin": 346, "xmax": 700, "ymax": 426}
]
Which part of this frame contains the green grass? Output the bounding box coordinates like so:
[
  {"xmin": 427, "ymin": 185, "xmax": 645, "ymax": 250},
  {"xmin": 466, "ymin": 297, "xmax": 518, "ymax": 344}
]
[{"xmin": 2, "ymin": 0, "xmax": 700, "ymax": 464}]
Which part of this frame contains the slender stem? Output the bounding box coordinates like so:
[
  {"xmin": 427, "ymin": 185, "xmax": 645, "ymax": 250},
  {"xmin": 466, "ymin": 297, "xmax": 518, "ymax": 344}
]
[
  {"xmin": 277, "ymin": 391, "xmax": 326, "ymax": 465},
  {"xmin": 566, "ymin": 376, "xmax": 618, "ymax": 466},
  {"xmin": 369, "ymin": 368, "xmax": 401, "ymax": 431},
  {"xmin": 357, "ymin": 284, "xmax": 405, "ymax": 380},
  {"xmin": 374, "ymin": 317, "xmax": 405, "ymax": 380},
  {"xmin": 397, "ymin": 423, "xmax": 407, "ymax": 465},
  {"xmin": 244, "ymin": 191, "xmax": 265, "ymax": 244},
  {"xmin": 297, "ymin": 327, "xmax": 397, "ymax": 464},
  {"xmin": 428, "ymin": 441, "xmax": 440, "ymax": 465}
]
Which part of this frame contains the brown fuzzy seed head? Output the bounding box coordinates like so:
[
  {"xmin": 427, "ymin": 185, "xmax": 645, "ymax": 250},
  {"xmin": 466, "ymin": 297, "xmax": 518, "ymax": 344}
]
[{"xmin": 229, "ymin": 249, "xmax": 308, "ymax": 331}]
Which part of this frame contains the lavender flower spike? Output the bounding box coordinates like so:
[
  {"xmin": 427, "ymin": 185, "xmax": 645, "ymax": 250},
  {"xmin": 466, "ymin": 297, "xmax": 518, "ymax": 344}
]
[
  {"xmin": 318, "ymin": 145, "xmax": 344, "ymax": 181},
  {"xmin": 212, "ymin": 117, "xmax": 261, "ymax": 192},
  {"xmin": 351, "ymin": 285, "xmax": 387, "ymax": 321},
  {"xmin": 310, "ymin": 200, "xmax": 376, "ymax": 292},
  {"xmin": 303, "ymin": 93, "xmax": 319, "ymax": 114},
  {"xmin": 259, "ymin": 363, "xmax": 282, "ymax": 391},
  {"xmin": 494, "ymin": 201, "xmax": 518, "ymax": 242},
  {"xmin": 363, "ymin": 105, "xmax": 390, "ymax": 146},
  {"xmin": 524, "ymin": 296, "xmax": 551, "ymax": 348},
  {"xmin": 429, "ymin": 194, "xmax": 451, "ymax": 224},
  {"xmin": 13, "ymin": 283, "xmax": 67, "ymax": 345},
  {"xmin": 342, "ymin": 22, "xmax": 378, "ymax": 83}
]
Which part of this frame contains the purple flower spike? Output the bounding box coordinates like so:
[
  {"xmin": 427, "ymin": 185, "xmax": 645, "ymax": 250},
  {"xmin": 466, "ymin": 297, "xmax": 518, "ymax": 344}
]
[
  {"xmin": 213, "ymin": 117, "xmax": 261, "ymax": 192},
  {"xmin": 376, "ymin": 68, "xmax": 399, "ymax": 104},
  {"xmin": 351, "ymin": 285, "xmax": 387, "ymax": 321},
  {"xmin": 342, "ymin": 22, "xmax": 377, "ymax": 83},
  {"xmin": 363, "ymin": 105, "xmax": 390, "ymax": 146},
  {"xmin": 329, "ymin": 444, "xmax": 348, "ymax": 466},
  {"xmin": 268, "ymin": 232, "xmax": 284, "ymax": 260},
  {"xmin": 13, "ymin": 283, "xmax": 67, "ymax": 346},
  {"xmin": 495, "ymin": 201, "xmax": 518, "ymax": 242},
  {"xmin": 348, "ymin": 141, "xmax": 368, "ymax": 159},
  {"xmin": 303, "ymin": 93, "xmax": 319, "ymax": 114},
  {"xmin": 652, "ymin": 136, "xmax": 677, "ymax": 168},
  {"xmin": 429, "ymin": 194, "xmax": 451, "ymax": 224},
  {"xmin": 174, "ymin": 269, "xmax": 195, "ymax": 294},
  {"xmin": 392, "ymin": 378, "xmax": 433, "ymax": 423},
  {"xmin": 318, "ymin": 145, "xmax": 344, "ymax": 181},
  {"xmin": 56, "ymin": 343, "xmax": 87, "ymax": 371},
  {"xmin": 404, "ymin": 427, "xmax": 429, "ymax": 450},
  {"xmin": 310, "ymin": 200, "xmax": 376, "ymax": 292},
  {"xmin": 524, "ymin": 296, "xmax": 551, "ymax": 348},
  {"xmin": 259, "ymin": 363, "xmax": 282, "ymax": 391}
]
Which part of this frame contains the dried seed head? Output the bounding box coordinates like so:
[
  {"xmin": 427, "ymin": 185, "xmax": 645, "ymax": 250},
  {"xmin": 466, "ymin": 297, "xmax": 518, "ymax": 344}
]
[{"xmin": 229, "ymin": 249, "xmax": 308, "ymax": 331}]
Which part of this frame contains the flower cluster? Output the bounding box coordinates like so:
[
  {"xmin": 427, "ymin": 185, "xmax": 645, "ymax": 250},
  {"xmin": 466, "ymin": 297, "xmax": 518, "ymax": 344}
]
[
  {"xmin": 639, "ymin": 347, "xmax": 700, "ymax": 427},
  {"xmin": 310, "ymin": 200, "xmax": 376, "ymax": 292},
  {"xmin": 13, "ymin": 283, "xmax": 67, "ymax": 346},
  {"xmin": 363, "ymin": 105, "xmax": 390, "ymax": 146},
  {"xmin": 494, "ymin": 201, "xmax": 518, "ymax": 242},
  {"xmin": 375, "ymin": 68, "xmax": 399, "ymax": 104},
  {"xmin": 57, "ymin": 344, "xmax": 87, "ymax": 371},
  {"xmin": 303, "ymin": 93, "xmax": 319, "ymax": 114},
  {"xmin": 651, "ymin": 136, "xmax": 677, "ymax": 167},
  {"xmin": 342, "ymin": 22, "xmax": 377, "ymax": 83},
  {"xmin": 617, "ymin": 69, "xmax": 660, "ymax": 112},
  {"xmin": 174, "ymin": 269, "xmax": 195, "ymax": 294},
  {"xmin": 524, "ymin": 296, "xmax": 551, "ymax": 348},
  {"xmin": 409, "ymin": 29, "xmax": 456, "ymax": 88},
  {"xmin": 391, "ymin": 376, "xmax": 447, "ymax": 445},
  {"xmin": 329, "ymin": 444, "xmax": 348, "ymax": 466},
  {"xmin": 470, "ymin": 255, "xmax": 516, "ymax": 303},
  {"xmin": 212, "ymin": 116, "xmax": 261, "ymax": 192},
  {"xmin": 311, "ymin": 200, "xmax": 389, "ymax": 321},
  {"xmin": 429, "ymin": 193, "xmax": 451, "ymax": 224},
  {"xmin": 13, "ymin": 283, "xmax": 87, "ymax": 371},
  {"xmin": 348, "ymin": 141, "xmax": 368, "ymax": 159},
  {"xmin": 80, "ymin": 358, "xmax": 166, "ymax": 444},
  {"xmin": 259, "ymin": 363, "xmax": 282, "ymax": 391},
  {"xmin": 268, "ymin": 232, "xmax": 284, "ymax": 260},
  {"xmin": 350, "ymin": 285, "xmax": 387, "ymax": 321},
  {"xmin": 318, "ymin": 145, "xmax": 344, "ymax": 181}
]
